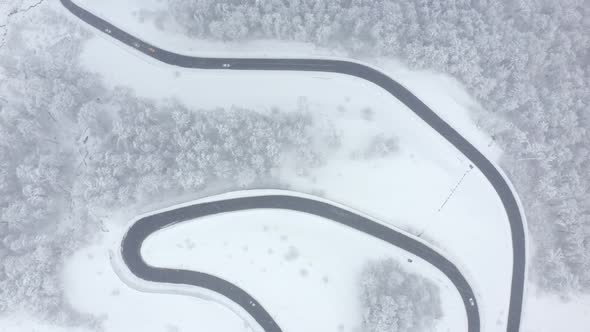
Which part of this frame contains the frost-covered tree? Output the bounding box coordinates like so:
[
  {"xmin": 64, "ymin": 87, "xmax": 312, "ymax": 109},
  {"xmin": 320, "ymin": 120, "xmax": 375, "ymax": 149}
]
[
  {"xmin": 72, "ymin": 89, "xmax": 334, "ymax": 209},
  {"xmin": 360, "ymin": 258, "xmax": 442, "ymax": 332}
]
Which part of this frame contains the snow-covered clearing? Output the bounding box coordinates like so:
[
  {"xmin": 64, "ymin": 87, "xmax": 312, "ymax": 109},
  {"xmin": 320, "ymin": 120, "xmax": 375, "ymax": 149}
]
[
  {"xmin": 50, "ymin": 1, "xmax": 514, "ymax": 332},
  {"xmin": 59, "ymin": 219, "xmax": 252, "ymax": 332}
]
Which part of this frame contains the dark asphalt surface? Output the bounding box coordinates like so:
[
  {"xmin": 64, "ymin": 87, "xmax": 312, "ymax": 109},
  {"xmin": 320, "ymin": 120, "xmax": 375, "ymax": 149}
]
[
  {"xmin": 122, "ymin": 195, "xmax": 479, "ymax": 332},
  {"xmin": 60, "ymin": 1, "xmax": 526, "ymax": 331}
]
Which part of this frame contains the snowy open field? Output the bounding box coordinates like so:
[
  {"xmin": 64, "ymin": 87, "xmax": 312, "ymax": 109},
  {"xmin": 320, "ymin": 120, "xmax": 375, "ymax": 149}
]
[
  {"xmin": 62, "ymin": 229, "xmax": 250, "ymax": 332},
  {"xmin": 56, "ymin": 1, "xmax": 514, "ymax": 331}
]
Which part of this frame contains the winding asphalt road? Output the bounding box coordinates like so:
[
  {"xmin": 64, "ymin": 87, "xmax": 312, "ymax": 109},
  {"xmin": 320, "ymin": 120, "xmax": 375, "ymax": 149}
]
[
  {"xmin": 60, "ymin": 1, "xmax": 526, "ymax": 331},
  {"xmin": 123, "ymin": 194, "xmax": 479, "ymax": 332}
]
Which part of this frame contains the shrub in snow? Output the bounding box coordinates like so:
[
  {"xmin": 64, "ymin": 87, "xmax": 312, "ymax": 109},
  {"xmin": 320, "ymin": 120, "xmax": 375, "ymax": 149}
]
[{"xmin": 360, "ymin": 258, "xmax": 442, "ymax": 332}]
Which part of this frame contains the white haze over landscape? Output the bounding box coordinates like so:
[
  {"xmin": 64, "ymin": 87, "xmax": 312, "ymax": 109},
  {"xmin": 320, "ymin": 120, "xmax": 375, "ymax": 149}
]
[{"xmin": 0, "ymin": 1, "xmax": 589, "ymax": 332}]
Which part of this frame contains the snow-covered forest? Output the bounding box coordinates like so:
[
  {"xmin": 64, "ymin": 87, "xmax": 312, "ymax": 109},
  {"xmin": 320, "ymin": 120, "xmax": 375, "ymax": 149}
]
[
  {"xmin": 167, "ymin": 0, "xmax": 590, "ymax": 295},
  {"xmin": 360, "ymin": 258, "xmax": 442, "ymax": 332},
  {"xmin": 0, "ymin": 7, "xmax": 405, "ymax": 324}
]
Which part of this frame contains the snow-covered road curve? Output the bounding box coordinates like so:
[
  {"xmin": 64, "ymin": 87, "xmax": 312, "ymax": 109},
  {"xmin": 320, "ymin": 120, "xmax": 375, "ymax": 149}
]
[{"xmin": 121, "ymin": 194, "xmax": 478, "ymax": 332}]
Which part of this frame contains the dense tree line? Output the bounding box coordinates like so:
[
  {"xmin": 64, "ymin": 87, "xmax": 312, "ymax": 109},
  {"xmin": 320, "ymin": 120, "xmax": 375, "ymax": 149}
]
[
  {"xmin": 0, "ymin": 9, "xmax": 100, "ymax": 324},
  {"xmin": 360, "ymin": 258, "xmax": 442, "ymax": 332},
  {"xmin": 167, "ymin": 0, "xmax": 590, "ymax": 294},
  {"xmin": 74, "ymin": 92, "xmax": 329, "ymax": 209}
]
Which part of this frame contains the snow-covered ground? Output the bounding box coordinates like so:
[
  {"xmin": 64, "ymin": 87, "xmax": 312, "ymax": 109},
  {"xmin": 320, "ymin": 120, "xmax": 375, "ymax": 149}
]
[
  {"xmin": 521, "ymin": 287, "xmax": 590, "ymax": 332},
  {"xmin": 53, "ymin": 1, "xmax": 515, "ymax": 332},
  {"xmin": 61, "ymin": 228, "xmax": 251, "ymax": 332},
  {"xmin": 0, "ymin": 217, "xmax": 252, "ymax": 332},
  {"xmin": 0, "ymin": 315, "xmax": 90, "ymax": 332}
]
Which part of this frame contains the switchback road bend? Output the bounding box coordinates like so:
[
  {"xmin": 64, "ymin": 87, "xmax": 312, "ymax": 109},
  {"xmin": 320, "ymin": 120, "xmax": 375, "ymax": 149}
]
[{"xmin": 122, "ymin": 195, "xmax": 479, "ymax": 332}]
